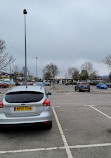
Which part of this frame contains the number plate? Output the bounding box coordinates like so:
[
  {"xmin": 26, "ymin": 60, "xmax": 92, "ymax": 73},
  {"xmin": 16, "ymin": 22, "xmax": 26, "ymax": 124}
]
[{"xmin": 15, "ymin": 106, "xmax": 32, "ymax": 111}]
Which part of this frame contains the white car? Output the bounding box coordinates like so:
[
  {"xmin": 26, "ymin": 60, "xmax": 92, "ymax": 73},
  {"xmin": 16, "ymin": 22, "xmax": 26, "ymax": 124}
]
[{"xmin": 0, "ymin": 85, "xmax": 52, "ymax": 129}]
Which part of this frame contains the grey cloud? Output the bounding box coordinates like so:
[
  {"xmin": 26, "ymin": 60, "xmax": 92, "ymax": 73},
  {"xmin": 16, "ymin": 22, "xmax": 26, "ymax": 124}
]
[{"xmin": 1, "ymin": 0, "xmax": 111, "ymax": 77}]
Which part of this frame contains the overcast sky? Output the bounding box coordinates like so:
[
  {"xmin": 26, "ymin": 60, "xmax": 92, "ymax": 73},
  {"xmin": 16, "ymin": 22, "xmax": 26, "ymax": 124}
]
[{"xmin": 0, "ymin": 0, "xmax": 111, "ymax": 77}]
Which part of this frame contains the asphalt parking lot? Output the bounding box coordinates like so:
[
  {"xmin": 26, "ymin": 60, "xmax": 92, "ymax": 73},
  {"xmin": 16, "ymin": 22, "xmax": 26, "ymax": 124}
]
[{"xmin": 0, "ymin": 85, "xmax": 111, "ymax": 158}]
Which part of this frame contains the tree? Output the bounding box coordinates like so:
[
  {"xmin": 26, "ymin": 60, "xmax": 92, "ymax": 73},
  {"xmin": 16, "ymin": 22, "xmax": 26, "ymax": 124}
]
[
  {"xmin": 0, "ymin": 39, "xmax": 15, "ymax": 70},
  {"xmin": 89, "ymin": 71, "xmax": 98, "ymax": 80},
  {"xmin": 20, "ymin": 66, "xmax": 32, "ymax": 81},
  {"xmin": 81, "ymin": 62, "xmax": 93, "ymax": 76},
  {"xmin": 43, "ymin": 63, "xmax": 59, "ymax": 80},
  {"xmin": 104, "ymin": 55, "xmax": 111, "ymax": 67},
  {"xmin": 109, "ymin": 71, "xmax": 111, "ymax": 81},
  {"xmin": 104, "ymin": 55, "xmax": 111, "ymax": 81},
  {"xmin": 43, "ymin": 72, "xmax": 51, "ymax": 80},
  {"xmin": 12, "ymin": 65, "xmax": 20, "ymax": 83},
  {"xmin": 68, "ymin": 67, "xmax": 79, "ymax": 80},
  {"xmin": 80, "ymin": 70, "xmax": 88, "ymax": 81}
]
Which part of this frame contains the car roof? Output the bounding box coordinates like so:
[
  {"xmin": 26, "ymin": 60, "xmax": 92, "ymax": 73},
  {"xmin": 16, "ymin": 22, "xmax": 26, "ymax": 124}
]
[{"xmin": 6, "ymin": 85, "xmax": 45, "ymax": 93}]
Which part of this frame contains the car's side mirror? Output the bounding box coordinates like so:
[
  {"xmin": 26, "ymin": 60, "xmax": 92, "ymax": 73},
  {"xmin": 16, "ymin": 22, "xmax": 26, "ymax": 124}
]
[{"xmin": 47, "ymin": 92, "xmax": 51, "ymax": 95}]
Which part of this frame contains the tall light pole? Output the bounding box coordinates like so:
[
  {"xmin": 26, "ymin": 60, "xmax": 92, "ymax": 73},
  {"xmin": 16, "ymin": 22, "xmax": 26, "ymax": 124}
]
[
  {"xmin": 10, "ymin": 63, "xmax": 11, "ymax": 88},
  {"xmin": 36, "ymin": 57, "xmax": 37, "ymax": 82},
  {"xmin": 23, "ymin": 9, "xmax": 27, "ymax": 87}
]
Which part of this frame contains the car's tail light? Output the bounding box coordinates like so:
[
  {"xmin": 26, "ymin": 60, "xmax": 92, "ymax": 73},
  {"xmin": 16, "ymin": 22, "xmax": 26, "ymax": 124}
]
[
  {"xmin": 0, "ymin": 102, "xmax": 3, "ymax": 108},
  {"xmin": 43, "ymin": 100, "xmax": 50, "ymax": 106},
  {"xmin": 44, "ymin": 121, "xmax": 51, "ymax": 123}
]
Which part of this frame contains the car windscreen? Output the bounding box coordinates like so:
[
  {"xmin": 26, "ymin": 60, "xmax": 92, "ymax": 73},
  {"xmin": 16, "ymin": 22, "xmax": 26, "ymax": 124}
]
[{"xmin": 5, "ymin": 91, "xmax": 44, "ymax": 103}]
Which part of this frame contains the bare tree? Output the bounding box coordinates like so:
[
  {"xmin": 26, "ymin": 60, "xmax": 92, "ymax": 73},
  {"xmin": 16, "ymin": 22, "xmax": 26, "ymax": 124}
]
[
  {"xmin": 104, "ymin": 55, "xmax": 111, "ymax": 67},
  {"xmin": 43, "ymin": 63, "xmax": 59, "ymax": 80},
  {"xmin": 20, "ymin": 66, "xmax": 31, "ymax": 81},
  {"xmin": 89, "ymin": 70, "xmax": 98, "ymax": 80},
  {"xmin": 109, "ymin": 71, "xmax": 111, "ymax": 81},
  {"xmin": 0, "ymin": 39, "xmax": 15, "ymax": 70},
  {"xmin": 81, "ymin": 62, "xmax": 93, "ymax": 76},
  {"xmin": 12, "ymin": 65, "xmax": 20, "ymax": 83},
  {"xmin": 0, "ymin": 40, "xmax": 6, "ymax": 53},
  {"xmin": 68, "ymin": 67, "xmax": 79, "ymax": 81}
]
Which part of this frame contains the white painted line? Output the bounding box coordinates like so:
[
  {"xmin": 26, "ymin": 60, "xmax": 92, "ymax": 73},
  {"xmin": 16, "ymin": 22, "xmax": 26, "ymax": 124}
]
[
  {"xmin": 69, "ymin": 143, "xmax": 111, "ymax": 149},
  {"xmin": 52, "ymin": 106, "xmax": 73, "ymax": 158},
  {"xmin": 0, "ymin": 147, "xmax": 65, "ymax": 154},
  {"xmin": 1, "ymin": 142, "xmax": 111, "ymax": 154},
  {"xmin": 84, "ymin": 105, "xmax": 96, "ymax": 107},
  {"xmin": 90, "ymin": 105, "xmax": 111, "ymax": 120}
]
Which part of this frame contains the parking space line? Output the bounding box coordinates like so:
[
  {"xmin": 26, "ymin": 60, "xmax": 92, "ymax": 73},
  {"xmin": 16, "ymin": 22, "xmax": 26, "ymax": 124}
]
[
  {"xmin": 0, "ymin": 147, "xmax": 65, "ymax": 154},
  {"xmin": 52, "ymin": 106, "xmax": 73, "ymax": 158},
  {"xmin": 90, "ymin": 105, "xmax": 111, "ymax": 120},
  {"xmin": 1, "ymin": 142, "xmax": 111, "ymax": 154},
  {"xmin": 69, "ymin": 143, "xmax": 111, "ymax": 149},
  {"xmin": 84, "ymin": 105, "xmax": 96, "ymax": 107}
]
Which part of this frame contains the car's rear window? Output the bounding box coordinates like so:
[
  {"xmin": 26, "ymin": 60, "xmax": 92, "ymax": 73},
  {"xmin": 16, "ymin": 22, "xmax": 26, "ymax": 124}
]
[
  {"xmin": 5, "ymin": 91, "xmax": 44, "ymax": 103},
  {"xmin": 82, "ymin": 83, "xmax": 89, "ymax": 86}
]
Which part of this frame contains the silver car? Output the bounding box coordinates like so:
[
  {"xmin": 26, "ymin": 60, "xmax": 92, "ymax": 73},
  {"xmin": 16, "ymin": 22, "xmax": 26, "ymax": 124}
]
[{"xmin": 0, "ymin": 85, "xmax": 52, "ymax": 129}]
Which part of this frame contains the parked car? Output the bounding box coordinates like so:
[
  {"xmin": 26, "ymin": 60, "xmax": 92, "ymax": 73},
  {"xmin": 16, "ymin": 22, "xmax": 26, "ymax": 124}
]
[
  {"xmin": 0, "ymin": 82, "xmax": 9, "ymax": 88},
  {"xmin": 43, "ymin": 81, "xmax": 51, "ymax": 86},
  {"xmin": 96, "ymin": 83, "xmax": 108, "ymax": 89},
  {"xmin": 22, "ymin": 82, "xmax": 33, "ymax": 86},
  {"xmin": 36, "ymin": 82, "xmax": 44, "ymax": 86},
  {"xmin": 0, "ymin": 85, "xmax": 52, "ymax": 129},
  {"xmin": 75, "ymin": 82, "xmax": 90, "ymax": 92},
  {"xmin": 105, "ymin": 82, "xmax": 111, "ymax": 88}
]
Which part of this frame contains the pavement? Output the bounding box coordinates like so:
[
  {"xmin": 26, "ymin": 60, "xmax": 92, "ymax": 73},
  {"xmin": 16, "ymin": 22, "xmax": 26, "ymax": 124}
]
[{"xmin": 0, "ymin": 85, "xmax": 111, "ymax": 158}]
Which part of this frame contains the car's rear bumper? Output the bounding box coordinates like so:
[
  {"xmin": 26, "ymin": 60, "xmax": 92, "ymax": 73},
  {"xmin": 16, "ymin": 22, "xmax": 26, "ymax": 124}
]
[
  {"xmin": 0, "ymin": 110, "xmax": 52, "ymax": 125},
  {"xmin": 0, "ymin": 121, "xmax": 50, "ymax": 128}
]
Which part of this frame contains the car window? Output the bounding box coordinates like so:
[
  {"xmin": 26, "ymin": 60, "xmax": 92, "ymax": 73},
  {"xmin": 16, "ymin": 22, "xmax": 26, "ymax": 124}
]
[
  {"xmin": 82, "ymin": 83, "xmax": 88, "ymax": 86},
  {"xmin": 5, "ymin": 91, "xmax": 44, "ymax": 103}
]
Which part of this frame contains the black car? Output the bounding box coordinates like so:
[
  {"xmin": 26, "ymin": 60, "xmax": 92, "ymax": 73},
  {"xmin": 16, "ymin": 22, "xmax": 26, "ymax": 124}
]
[{"xmin": 75, "ymin": 82, "xmax": 90, "ymax": 92}]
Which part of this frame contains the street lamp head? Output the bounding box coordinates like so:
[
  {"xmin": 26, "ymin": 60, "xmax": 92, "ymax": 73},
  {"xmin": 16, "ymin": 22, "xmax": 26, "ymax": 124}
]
[{"xmin": 23, "ymin": 9, "xmax": 27, "ymax": 14}]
